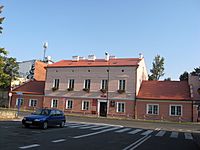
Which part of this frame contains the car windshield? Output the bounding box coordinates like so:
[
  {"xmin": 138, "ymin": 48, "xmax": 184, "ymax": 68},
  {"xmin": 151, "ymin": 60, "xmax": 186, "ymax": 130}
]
[{"xmin": 33, "ymin": 109, "xmax": 50, "ymax": 116}]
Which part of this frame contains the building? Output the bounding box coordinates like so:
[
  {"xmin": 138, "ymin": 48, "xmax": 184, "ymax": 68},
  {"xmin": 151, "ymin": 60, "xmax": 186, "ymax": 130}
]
[
  {"xmin": 136, "ymin": 81, "xmax": 194, "ymax": 122},
  {"xmin": 43, "ymin": 55, "xmax": 148, "ymax": 118},
  {"xmin": 10, "ymin": 80, "xmax": 45, "ymax": 110}
]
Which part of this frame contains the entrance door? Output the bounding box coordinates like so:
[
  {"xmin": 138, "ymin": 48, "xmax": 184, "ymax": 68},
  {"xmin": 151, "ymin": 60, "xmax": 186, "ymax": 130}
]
[{"xmin": 100, "ymin": 102, "xmax": 107, "ymax": 117}]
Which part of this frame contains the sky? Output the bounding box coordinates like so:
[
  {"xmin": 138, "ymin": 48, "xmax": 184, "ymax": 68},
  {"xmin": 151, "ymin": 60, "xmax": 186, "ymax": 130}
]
[{"xmin": 0, "ymin": 0, "xmax": 199, "ymax": 80}]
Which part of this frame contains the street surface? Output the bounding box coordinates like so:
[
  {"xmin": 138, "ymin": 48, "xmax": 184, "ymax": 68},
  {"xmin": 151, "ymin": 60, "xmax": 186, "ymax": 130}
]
[{"xmin": 0, "ymin": 117, "xmax": 200, "ymax": 150}]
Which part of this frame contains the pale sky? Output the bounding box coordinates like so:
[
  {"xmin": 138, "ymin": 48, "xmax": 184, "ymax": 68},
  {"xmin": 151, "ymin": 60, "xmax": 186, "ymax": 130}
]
[{"xmin": 0, "ymin": 0, "xmax": 200, "ymax": 80}]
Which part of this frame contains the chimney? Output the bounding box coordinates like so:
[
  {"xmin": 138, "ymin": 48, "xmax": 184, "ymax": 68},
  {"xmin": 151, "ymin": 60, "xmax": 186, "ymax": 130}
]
[
  {"xmin": 105, "ymin": 52, "xmax": 109, "ymax": 61},
  {"xmin": 109, "ymin": 55, "xmax": 116, "ymax": 59},
  {"xmin": 139, "ymin": 53, "xmax": 143, "ymax": 59},
  {"xmin": 72, "ymin": 56, "xmax": 80, "ymax": 61},
  {"xmin": 79, "ymin": 56, "xmax": 85, "ymax": 60},
  {"xmin": 88, "ymin": 55, "xmax": 96, "ymax": 61}
]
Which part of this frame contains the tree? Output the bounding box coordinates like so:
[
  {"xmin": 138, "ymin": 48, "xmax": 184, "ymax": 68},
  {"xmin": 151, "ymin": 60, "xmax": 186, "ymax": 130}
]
[
  {"xmin": 179, "ymin": 71, "xmax": 189, "ymax": 81},
  {"xmin": 0, "ymin": 5, "xmax": 19, "ymax": 88},
  {"xmin": 191, "ymin": 66, "xmax": 200, "ymax": 77},
  {"xmin": 148, "ymin": 55, "xmax": 165, "ymax": 80}
]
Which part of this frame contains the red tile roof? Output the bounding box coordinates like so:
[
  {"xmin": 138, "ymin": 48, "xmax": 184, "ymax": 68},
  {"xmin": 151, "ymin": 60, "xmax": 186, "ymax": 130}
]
[
  {"xmin": 12, "ymin": 80, "xmax": 45, "ymax": 95},
  {"xmin": 47, "ymin": 58, "xmax": 141, "ymax": 68},
  {"xmin": 137, "ymin": 81, "xmax": 191, "ymax": 100}
]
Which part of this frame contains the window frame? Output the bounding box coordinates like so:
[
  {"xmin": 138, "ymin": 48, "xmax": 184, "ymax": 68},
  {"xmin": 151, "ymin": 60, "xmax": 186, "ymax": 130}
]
[
  {"xmin": 146, "ymin": 104, "xmax": 159, "ymax": 115},
  {"xmin": 101, "ymin": 79, "xmax": 108, "ymax": 90},
  {"xmin": 68, "ymin": 79, "xmax": 75, "ymax": 89},
  {"xmin": 82, "ymin": 100, "xmax": 90, "ymax": 110},
  {"xmin": 16, "ymin": 98, "xmax": 24, "ymax": 106},
  {"xmin": 116, "ymin": 102, "xmax": 125, "ymax": 113},
  {"xmin": 169, "ymin": 105, "xmax": 182, "ymax": 116},
  {"xmin": 51, "ymin": 99, "xmax": 58, "ymax": 108},
  {"xmin": 29, "ymin": 99, "xmax": 37, "ymax": 107},
  {"xmin": 53, "ymin": 79, "xmax": 60, "ymax": 89},
  {"xmin": 84, "ymin": 79, "xmax": 91, "ymax": 89},
  {"xmin": 66, "ymin": 99, "xmax": 73, "ymax": 109},
  {"xmin": 118, "ymin": 80, "xmax": 126, "ymax": 90}
]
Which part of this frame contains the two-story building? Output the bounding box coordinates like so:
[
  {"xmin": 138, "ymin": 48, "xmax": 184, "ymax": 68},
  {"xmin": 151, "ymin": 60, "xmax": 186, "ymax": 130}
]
[{"xmin": 43, "ymin": 54, "xmax": 148, "ymax": 118}]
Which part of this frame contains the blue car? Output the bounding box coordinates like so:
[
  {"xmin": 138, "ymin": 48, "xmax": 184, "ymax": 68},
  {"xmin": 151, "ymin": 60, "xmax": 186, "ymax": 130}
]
[{"xmin": 22, "ymin": 108, "xmax": 66, "ymax": 129}]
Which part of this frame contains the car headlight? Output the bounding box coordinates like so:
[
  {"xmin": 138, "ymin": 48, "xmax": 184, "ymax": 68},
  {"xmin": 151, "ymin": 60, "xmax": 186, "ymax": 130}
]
[{"xmin": 34, "ymin": 119, "xmax": 40, "ymax": 121}]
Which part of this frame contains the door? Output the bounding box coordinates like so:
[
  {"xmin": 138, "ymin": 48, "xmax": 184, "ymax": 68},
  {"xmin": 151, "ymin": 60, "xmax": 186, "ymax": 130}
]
[{"xmin": 100, "ymin": 102, "xmax": 107, "ymax": 117}]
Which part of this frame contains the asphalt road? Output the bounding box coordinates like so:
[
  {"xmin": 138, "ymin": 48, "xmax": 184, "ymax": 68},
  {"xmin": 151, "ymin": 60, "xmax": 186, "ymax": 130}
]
[{"xmin": 0, "ymin": 120, "xmax": 199, "ymax": 150}]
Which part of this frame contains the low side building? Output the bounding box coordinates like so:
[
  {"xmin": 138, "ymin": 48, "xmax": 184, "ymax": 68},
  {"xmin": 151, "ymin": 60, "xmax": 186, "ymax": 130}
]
[
  {"xmin": 10, "ymin": 80, "xmax": 45, "ymax": 111},
  {"xmin": 136, "ymin": 81, "xmax": 193, "ymax": 122}
]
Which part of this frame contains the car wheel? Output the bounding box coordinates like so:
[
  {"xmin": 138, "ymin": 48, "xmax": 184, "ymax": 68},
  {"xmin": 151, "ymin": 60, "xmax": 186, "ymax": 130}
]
[
  {"xmin": 42, "ymin": 122, "xmax": 48, "ymax": 129},
  {"xmin": 60, "ymin": 121, "xmax": 65, "ymax": 128}
]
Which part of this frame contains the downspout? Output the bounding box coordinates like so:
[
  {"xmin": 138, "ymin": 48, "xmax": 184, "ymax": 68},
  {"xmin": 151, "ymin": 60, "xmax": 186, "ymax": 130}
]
[
  {"xmin": 192, "ymin": 100, "xmax": 194, "ymax": 122},
  {"xmin": 134, "ymin": 66, "xmax": 138, "ymax": 119}
]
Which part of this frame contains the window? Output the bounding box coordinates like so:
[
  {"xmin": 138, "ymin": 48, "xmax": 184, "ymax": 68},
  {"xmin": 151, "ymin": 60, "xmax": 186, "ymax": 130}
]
[
  {"xmin": 147, "ymin": 104, "xmax": 159, "ymax": 115},
  {"xmin": 66, "ymin": 100, "xmax": 73, "ymax": 109},
  {"xmin": 16, "ymin": 98, "xmax": 24, "ymax": 106},
  {"xmin": 101, "ymin": 80, "xmax": 108, "ymax": 90},
  {"xmin": 51, "ymin": 99, "xmax": 58, "ymax": 108},
  {"xmin": 119, "ymin": 80, "xmax": 126, "ymax": 90},
  {"xmin": 29, "ymin": 99, "xmax": 37, "ymax": 107},
  {"xmin": 82, "ymin": 101, "xmax": 90, "ymax": 110},
  {"xmin": 116, "ymin": 102, "xmax": 125, "ymax": 113},
  {"xmin": 53, "ymin": 79, "xmax": 59, "ymax": 89},
  {"xmin": 170, "ymin": 105, "xmax": 182, "ymax": 116},
  {"xmin": 68, "ymin": 79, "xmax": 74, "ymax": 89},
  {"xmin": 84, "ymin": 79, "xmax": 91, "ymax": 89}
]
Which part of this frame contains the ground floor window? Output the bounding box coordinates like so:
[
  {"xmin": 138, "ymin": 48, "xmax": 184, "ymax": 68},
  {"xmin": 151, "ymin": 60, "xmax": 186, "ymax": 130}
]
[
  {"xmin": 146, "ymin": 104, "xmax": 159, "ymax": 115},
  {"xmin": 51, "ymin": 99, "xmax": 58, "ymax": 108},
  {"xmin": 16, "ymin": 98, "xmax": 24, "ymax": 106},
  {"xmin": 82, "ymin": 100, "xmax": 90, "ymax": 110},
  {"xmin": 66, "ymin": 99, "xmax": 73, "ymax": 109},
  {"xmin": 29, "ymin": 99, "xmax": 37, "ymax": 107},
  {"xmin": 170, "ymin": 105, "xmax": 182, "ymax": 116},
  {"xmin": 116, "ymin": 102, "xmax": 125, "ymax": 113}
]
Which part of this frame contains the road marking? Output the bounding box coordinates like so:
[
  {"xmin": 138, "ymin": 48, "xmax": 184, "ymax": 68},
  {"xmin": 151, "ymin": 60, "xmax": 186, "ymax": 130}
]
[
  {"xmin": 184, "ymin": 133, "xmax": 193, "ymax": 140},
  {"xmin": 122, "ymin": 135, "xmax": 151, "ymax": 150},
  {"xmin": 79, "ymin": 125, "xmax": 99, "ymax": 129},
  {"xmin": 155, "ymin": 130, "xmax": 166, "ymax": 137},
  {"xmin": 68, "ymin": 124, "xmax": 89, "ymax": 128},
  {"xmin": 170, "ymin": 132, "xmax": 178, "ymax": 138},
  {"xmin": 155, "ymin": 128, "xmax": 161, "ymax": 131},
  {"xmin": 91, "ymin": 126, "xmax": 111, "ymax": 130},
  {"xmin": 130, "ymin": 135, "xmax": 151, "ymax": 150},
  {"xmin": 141, "ymin": 130, "xmax": 153, "ymax": 136},
  {"xmin": 19, "ymin": 144, "xmax": 40, "ymax": 149},
  {"xmin": 52, "ymin": 139, "xmax": 66, "ymax": 143},
  {"xmin": 73, "ymin": 127, "xmax": 120, "ymax": 139},
  {"xmin": 115, "ymin": 128, "xmax": 131, "ymax": 133},
  {"xmin": 128, "ymin": 129, "xmax": 142, "ymax": 135}
]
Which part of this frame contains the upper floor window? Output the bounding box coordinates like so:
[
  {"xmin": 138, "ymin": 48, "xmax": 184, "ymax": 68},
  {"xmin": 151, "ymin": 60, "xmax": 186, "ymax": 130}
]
[
  {"xmin": 118, "ymin": 80, "xmax": 126, "ymax": 90},
  {"xmin": 146, "ymin": 104, "xmax": 159, "ymax": 115},
  {"xmin": 170, "ymin": 105, "xmax": 182, "ymax": 116},
  {"xmin": 53, "ymin": 79, "xmax": 59, "ymax": 89},
  {"xmin": 66, "ymin": 99, "xmax": 73, "ymax": 109},
  {"xmin": 16, "ymin": 98, "xmax": 24, "ymax": 106},
  {"xmin": 84, "ymin": 79, "xmax": 91, "ymax": 89},
  {"xmin": 29, "ymin": 99, "xmax": 37, "ymax": 107},
  {"xmin": 101, "ymin": 80, "xmax": 108, "ymax": 90},
  {"xmin": 116, "ymin": 102, "xmax": 125, "ymax": 113},
  {"xmin": 68, "ymin": 79, "xmax": 74, "ymax": 90},
  {"xmin": 51, "ymin": 99, "xmax": 58, "ymax": 108}
]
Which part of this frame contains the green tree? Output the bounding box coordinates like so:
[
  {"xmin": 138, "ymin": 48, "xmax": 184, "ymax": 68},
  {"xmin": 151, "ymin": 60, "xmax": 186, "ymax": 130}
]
[
  {"xmin": 191, "ymin": 67, "xmax": 200, "ymax": 76},
  {"xmin": 179, "ymin": 71, "xmax": 189, "ymax": 81},
  {"xmin": 0, "ymin": 5, "xmax": 19, "ymax": 88},
  {"xmin": 148, "ymin": 55, "xmax": 165, "ymax": 80}
]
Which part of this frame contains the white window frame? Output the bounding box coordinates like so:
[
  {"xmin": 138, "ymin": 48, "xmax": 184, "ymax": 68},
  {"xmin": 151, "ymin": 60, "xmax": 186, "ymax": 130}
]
[
  {"xmin": 16, "ymin": 98, "xmax": 24, "ymax": 106},
  {"xmin": 118, "ymin": 80, "xmax": 126, "ymax": 90},
  {"xmin": 169, "ymin": 105, "xmax": 182, "ymax": 116},
  {"xmin": 82, "ymin": 100, "xmax": 90, "ymax": 110},
  {"xmin": 84, "ymin": 79, "xmax": 91, "ymax": 89},
  {"xmin": 51, "ymin": 99, "xmax": 58, "ymax": 108},
  {"xmin": 29, "ymin": 99, "xmax": 37, "ymax": 107},
  {"xmin": 53, "ymin": 79, "xmax": 59, "ymax": 88},
  {"xmin": 146, "ymin": 104, "xmax": 159, "ymax": 115},
  {"xmin": 116, "ymin": 102, "xmax": 125, "ymax": 113},
  {"xmin": 101, "ymin": 79, "xmax": 108, "ymax": 90},
  {"xmin": 66, "ymin": 99, "xmax": 73, "ymax": 109},
  {"xmin": 68, "ymin": 79, "xmax": 75, "ymax": 89}
]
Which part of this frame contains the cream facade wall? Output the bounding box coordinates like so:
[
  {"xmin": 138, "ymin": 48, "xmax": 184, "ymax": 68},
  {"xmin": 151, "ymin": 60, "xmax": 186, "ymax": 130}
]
[{"xmin": 45, "ymin": 66, "xmax": 138, "ymax": 100}]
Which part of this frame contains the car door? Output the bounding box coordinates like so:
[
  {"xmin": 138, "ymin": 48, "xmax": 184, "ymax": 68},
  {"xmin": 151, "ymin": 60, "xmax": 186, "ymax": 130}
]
[{"xmin": 48, "ymin": 110, "xmax": 57, "ymax": 126}]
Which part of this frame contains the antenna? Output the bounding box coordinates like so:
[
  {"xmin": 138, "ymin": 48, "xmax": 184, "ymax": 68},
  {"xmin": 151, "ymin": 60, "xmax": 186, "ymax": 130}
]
[{"xmin": 43, "ymin": 42, "xmax": 48, "ymax": 61}]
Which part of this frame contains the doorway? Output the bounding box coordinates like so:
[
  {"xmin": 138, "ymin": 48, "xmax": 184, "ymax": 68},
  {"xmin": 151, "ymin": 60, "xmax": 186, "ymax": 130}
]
[{"xmin": 99, "ymin": 102, "xmax": 107, "ymax": 117}]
